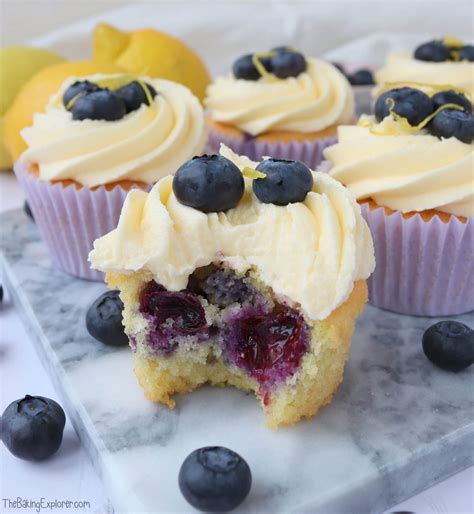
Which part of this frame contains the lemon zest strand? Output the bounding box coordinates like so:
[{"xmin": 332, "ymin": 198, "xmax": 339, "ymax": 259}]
[
  {"xmin": 252, "ymin": 52, "xmax": 278, "ymax": 82},
  {"xmin": 242, "ymin": 166, "xmax": 266, "ymax": 180},
  {"xmin": 443, "ymin": 36, "xmax": 464, "ymax": 48},
  {"xmin": 383, "ymin": 98, "xmax": 464, "ymax": 133},
  {"xmin": 136, "ymin": 78, "xmax": 156, "ymax": 112},
  {"xmin": 95, "ymin": 74, "xmax": 136, "ymax": 90}
]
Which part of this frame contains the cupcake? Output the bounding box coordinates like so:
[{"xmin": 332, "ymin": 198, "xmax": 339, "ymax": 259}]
[
  {"xmin": 16, "ymin": 74, "xmax": 206, "ymax": 280},
  {"xmin": 205, "ymin": 47, "xmax": 354, "ymax": 169},
  {"xmin": 323, "ymin": 86, "xmax": 474, "ymax": 316},
  {"xmin": 89, "ymin": 145, "xmax": 374, "ymax": 428},
  {"xmin": 375, "ymin": 38, "xmax": 474, "ymax": 98}
]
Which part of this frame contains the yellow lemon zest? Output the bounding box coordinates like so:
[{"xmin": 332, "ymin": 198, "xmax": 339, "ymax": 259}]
[
  {"xmin": 252, "ymin": 52, "xmax": 278, "ymax": 82},
  {"xmin": 443, "ymin": 36, "xmax": 464, "ymax": 48},
  {"xmin": 385, "ymin": 98, "xmax": 464, "ymax": 133},
  {"xmin": 95, "ymin": 74, "xmax": 136, "ymax": 90},
  {"xmin": 136, "ymin": 78, "xmax": 157, "ymax": 112},
  {"xmin": 450, "ymin": 50, "xmax": 461, "ymax": 62},
  {"xmin": 242, "ymin": 166, "xmax": 266, "ymax": 180},
  {"xmin": 357, "ymin": 117, "xmax": 372, "ymax": 128}
]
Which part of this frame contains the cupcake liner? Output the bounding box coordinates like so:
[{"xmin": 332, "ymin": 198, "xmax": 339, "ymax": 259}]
[
  {"xmin": 207, "ymin": 124, "xmax": 337, "ymax": 169},
  {"xmin": 361, "ymin": 202, "xmax": 474, "ymax": 316},
  {"xmin": 15, "ymin": 161, "xmax": 150, "ymax": 281}
]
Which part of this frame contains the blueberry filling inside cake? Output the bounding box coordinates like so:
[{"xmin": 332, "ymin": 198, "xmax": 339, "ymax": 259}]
[{"xmin": 136, "ymin": 265, "xmax": 310, "ymax": 397}]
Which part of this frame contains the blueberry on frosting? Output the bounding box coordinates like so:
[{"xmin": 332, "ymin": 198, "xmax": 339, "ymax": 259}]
[
  {"xmin": 115, "ymin": 80, "xmax": 157, "ymax": 113},
  {"xmin": 63, "ymin": 80, "xmax": 100, "ymax": 108},
  {"xmin": 252, "ymin": 158, "xmax": 313, "ymax": 206},
  {"xmin": 232, "ymin": 46, "xmax": 306, "ymax": 81},
  {"xmin": 173, "ymin": 155, "xmax": 245, "ymax": 213},
  {"xmin": 414, "ymin": 40, "xmax": 451, "ymax": 62},
  {"xmin": 431, "ymin": 90, "xmax": 472, "ymax": 114},
  {"xmin": 374, "ymin": 87, "xmax": 433, "ymax": 126},
  {"xmin": 428, "ymin": 109, "xmax": 474, "ymax": 143},
  {"xmin": 72, "ymin": 89, "xmax": 126, "ymax": 121},
  {"xmin": 459, "ymin": 44, "xmax": 474, "ymax": 62}
]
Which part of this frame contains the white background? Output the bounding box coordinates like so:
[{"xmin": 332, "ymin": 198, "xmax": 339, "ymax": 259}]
[{"xmin": 1, "ymin": 1, "xmax": 473, "ymax": 512}]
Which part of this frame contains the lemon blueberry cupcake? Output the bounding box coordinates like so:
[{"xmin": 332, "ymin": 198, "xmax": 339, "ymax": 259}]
[
  {"xmin": 375, "ymin": 38, "xmax": 474, "ymax": 98},
  {"xmin": 15, "ymin": 74, "xmax": 206, "ymax": 280},
  {"xmin": 90, "ymin": 145, "xmax": 374, "ymax": 428},
  {"xmin": 205, "ymin": 47, "xmax": 354, "ymax": 169},
  {"xmin": 323, "ymin": 85, "xmax": 474, "ymax": 316}
]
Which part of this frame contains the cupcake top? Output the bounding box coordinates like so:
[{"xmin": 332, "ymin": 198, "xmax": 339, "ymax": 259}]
[
  {"xmin": 21, "ymin": 74, "xmax": 207, "ymax": 188},
  {"xmin": 205, "ymin": 48, "xmax": 354, "ymax": 136},
  {"xmin": 324, "ymin": 86, "xmax": 474, "ymax": 218},
  {"xmin": 375, "ymin": 38, "xmax": 474, "ymax": 98},
  {"xmin": 90, "ymin": 145, "xmax": 374, "ymax": 321}
]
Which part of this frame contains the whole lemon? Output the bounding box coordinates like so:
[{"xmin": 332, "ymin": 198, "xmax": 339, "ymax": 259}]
[
  {"xmin": 4, "ymin": 60, "xmax": 123, "ymax": 163},
  {"xmin": 93, "ymin": 23, "xmax": 210, "ymax": 103},
  {"xmin": 0, "ymin": 46, "xmax": 64, "ymax": 169}
]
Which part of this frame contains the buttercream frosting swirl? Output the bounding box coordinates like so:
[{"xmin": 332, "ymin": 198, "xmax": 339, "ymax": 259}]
[
  {"xmin": 205, "ymin": 59, "xmax": 354, "ymax": 136},
  {"xmin": 21, "ymin": 74, "xmax": 207, "ymax": 187},
  {"xmin": 90, "ymin": 145, "xmax": 374, "ymax": 321},
  {"xmin": 375, "ymin": 52, "xmax": 474, "ymax": 98},
  {"xmin": 324, "ymin": 116, "xmax": 474, "ymax": 217}
]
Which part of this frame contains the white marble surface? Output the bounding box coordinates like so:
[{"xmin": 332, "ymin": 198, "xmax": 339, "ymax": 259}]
[{"xmin": 0, "ymin": 179, "xmax": 473, "ymax": 512}]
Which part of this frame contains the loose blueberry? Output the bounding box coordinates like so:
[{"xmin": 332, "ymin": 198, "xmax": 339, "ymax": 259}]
[
  {"xmin": 428, "ymin": 109, "xmax": 474, "ymax": 143},
  {"xmin": 459, "ymin": 45, "xmax": 474, "ymax": 61},
  {"xmin": 422, "ymin": 321, "xmax": 474, "ymax": 372},
  {"xmin": 1, "ymin": 395, "xmax": 66, "ymax": 461},
  {"xmin": 414, "ymin": 40, "xmax": 451, "ymax": 62},
  {"xmin": 63, "ymin": 80, "xmax": 100, "ymax": 108},
  {"xmin": 431, "ymin": 90, "xmax": 472, "ymax": 114},
  {"xmin": 86, "ymin": 290, "xmax": 128, "ymax": 346},
  {"xmin": 232, "ymin": 54, "xmax": 272, "ymax": 80},
  {"xmin": 72, "ymin": 90, "xmax": 126, "ymax": 121},
  {"xmin": 348, "ymin": 69, "xmax": 375, "ymax": 86},
  {"xmin": 179, "ymin": 446, "xmax": 252, "ymax": 512},
  {"xmin": 375, "ymin": 87, "xmax": 433, "ymax": 125},
  {"xmin": 253, "ymin": 159, "xmax": 313, "ymax": 206},
  {"xmin": 115, "ymin": 81, "xmax": 157, "ymax": 113},
  {"xmin": 271, "ymin": 50, "xmax": 307, "ymax": 79},
  {"xmin": 173, "ymin": 155, "xmax": 244, "ymax": 213},
  {"xmin": 24, "ymin": 200, "xmax": 34, "ymax": 221}
]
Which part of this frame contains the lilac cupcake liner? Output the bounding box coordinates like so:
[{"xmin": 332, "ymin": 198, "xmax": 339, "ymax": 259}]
[
  {"xmin": 207, "ymin": 123, "xmax": 337, "ymax": 169},
  {"xmin": 15, "ymin": 161, "xmax": 150, "ymax": 281},
  {"xmin": 361, "ymin": 202, "xmax": 474, "ymax": 316}
]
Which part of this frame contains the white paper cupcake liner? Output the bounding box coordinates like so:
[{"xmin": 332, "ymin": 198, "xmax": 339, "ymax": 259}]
[
  {"xmin": 15, "ymin": 161, "xmax": 150, "ymax": 281},
  {"xmin": 361, "ymin": 202, "xmax": 474, "ymax": 316}
]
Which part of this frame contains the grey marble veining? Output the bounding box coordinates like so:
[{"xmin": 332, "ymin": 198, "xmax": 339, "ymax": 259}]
[{"xmin": 1, "ymin": 207, "xmax": 473, "ymax": 514}]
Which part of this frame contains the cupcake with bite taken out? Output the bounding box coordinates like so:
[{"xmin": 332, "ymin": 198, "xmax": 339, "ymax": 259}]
[
  {"xmin": 15, "ymin": 74, "xmax": 206, "ymax": 280},
  {"xmin": 323, "ymin": 85, "xmax": 474, "ymax": 316},
  {"xmin": 205, "ymin": 47, "xmax": 354, "ymax": 169},
  {"xmin": 89, "ymin": 145, "xmax": 374, "ymax": 428}
]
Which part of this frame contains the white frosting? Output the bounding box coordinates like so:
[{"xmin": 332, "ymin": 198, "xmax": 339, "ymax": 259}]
[
  {"xmin": 90, "ymin": 145, "xmax": 374, "ymax": 321},
  {"xmin": 205, "ymin": 59, "xmax": 354, "ymax": 135},
  {"xmin": 21, "ymin": 74, "xmax": 207, "ymax": 187}
]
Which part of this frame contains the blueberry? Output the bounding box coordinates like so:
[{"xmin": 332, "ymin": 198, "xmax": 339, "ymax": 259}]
[
  {"xmin": 115, "ymin": 81, "xmax": 157, "ymax": 113},
  {"xmin": 422, "ymin": 321, "xmax": 473, "ymax": 372},
  {"xmin": 72, "ymin": 90, "xmax": 126, "ymax": 122},
  {"xmin": 253, "ymin": 159, "xmax": 313, "ymax": 206},
  {"xmin": 24, "ymin": 200, "xmax": 34, "ymax": 221},
  {"xmin": 348, "ymin": 69, "xmax": 375, "ymax": 86},
  {"xmin": 232, "ymin": 54, "xmax": 272, "ymax": 80},
  {"xmin": 375, "ymin": 87, "xmax": 433, "ymax": 125},
  {"xmin": 63, "ymin": 80, "xmax": 100, "ymax": 108},
  {"xmin": 86, "ymin": 290, "xmax": 128, "ymax": 346},
  {"xmin": 173, "ymin": 155, "xmax": 244, "ymax": 213},
  {"xmin": 1, "ymin": 395, "xmax": 66, "ymax": 461},
  {"xmin": 414, "ymin": 40, "xmax": 451, "ymax": 62},
  {"xmin": 271, "ymin": 50, "xmax": 307, "ymax": 79},
  {"xmin": 459, "ymin": 45, "xmax": 474, "ymax": 61},
  {"xmin": 429, "ymin": 109, "xmax": 474, "ymax": 143},
  {"xmin": 179, "ymin": 446, "xmax": 252, "ymax": 512},
  {"xmin": 431, "ymin": 90, "xmax": 472, "ymax": 114}
]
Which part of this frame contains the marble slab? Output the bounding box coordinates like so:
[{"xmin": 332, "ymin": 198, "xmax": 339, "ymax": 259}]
[{"xmin": 1, "ymin": 207, "xmax": 473, "ymax": 514}]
